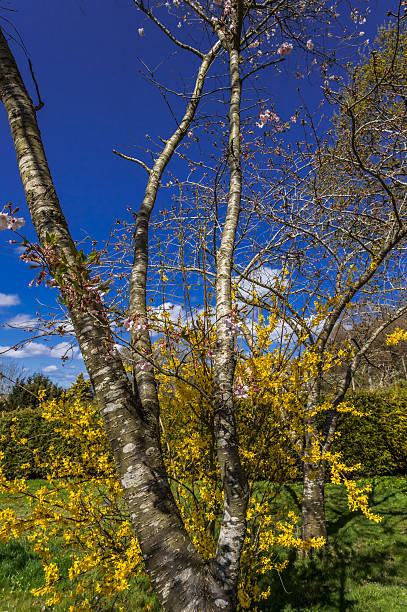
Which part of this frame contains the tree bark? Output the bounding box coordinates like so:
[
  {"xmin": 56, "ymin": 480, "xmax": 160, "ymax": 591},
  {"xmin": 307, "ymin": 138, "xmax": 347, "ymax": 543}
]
[
  {"xmin": 212, "ymin": 5, "xmax": 249, "ymax": 601},
  {"xmin": 301, "ymin": 460, "xmax": 327, "ymax": 542},
  {"xmin": 0, "ymin": 26, "xmax": 236, "ymax": 611}
]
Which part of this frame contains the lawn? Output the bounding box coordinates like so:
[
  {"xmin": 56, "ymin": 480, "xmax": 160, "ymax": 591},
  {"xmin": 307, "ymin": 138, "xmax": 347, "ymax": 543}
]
[
  {"xmin": 0, "ymin": 477, "xmax": 407, "ymax": 611},
  {"xmin": 261, "ymin": 476, "xmax": 407, "ymax": 611}
]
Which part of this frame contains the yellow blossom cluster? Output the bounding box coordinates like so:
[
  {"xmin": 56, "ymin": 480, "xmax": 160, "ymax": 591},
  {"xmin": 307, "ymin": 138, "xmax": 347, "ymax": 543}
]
[
  {"xmin": 0, "ymin": 378, "xmax": 145, "ymax": 611},
  {"xmin": 386, "ymin": 327, "xmax": 407, "ymax": 346},
  {"xmin": 0, "ymin": 310, "xmax": 382, "ymax": 611}
]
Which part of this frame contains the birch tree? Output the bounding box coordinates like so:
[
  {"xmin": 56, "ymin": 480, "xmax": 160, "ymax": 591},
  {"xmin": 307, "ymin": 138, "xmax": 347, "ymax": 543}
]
[{"xmin": 155, "ymin": 9, "xmax": 407, "ymax": 544}]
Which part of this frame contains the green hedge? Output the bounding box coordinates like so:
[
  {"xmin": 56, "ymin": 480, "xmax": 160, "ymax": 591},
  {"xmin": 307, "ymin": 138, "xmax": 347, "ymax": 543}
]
[
  {"xmin": 0, "ymin": 408, "xmax": 80, "ymax": 479},
  {"xmin": 2, "ymin": 388, "xmax": 407, "ymax": 480},
  {"xmin": 333, "ymin": 388, "xmax": 407, "ymax": 477}
]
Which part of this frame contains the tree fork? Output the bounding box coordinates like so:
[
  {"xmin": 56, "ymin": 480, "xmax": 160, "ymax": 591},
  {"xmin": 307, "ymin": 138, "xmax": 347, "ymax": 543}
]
[{"xmin": 0, "ymin": 26, "xmax": 236, "ymax": 611}]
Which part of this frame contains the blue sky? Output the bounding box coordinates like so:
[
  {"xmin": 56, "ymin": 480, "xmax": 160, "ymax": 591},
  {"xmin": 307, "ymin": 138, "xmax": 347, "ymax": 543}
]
[{"xmin": 0, "ymin": 0, "xmax": 389, "ymax": 386}]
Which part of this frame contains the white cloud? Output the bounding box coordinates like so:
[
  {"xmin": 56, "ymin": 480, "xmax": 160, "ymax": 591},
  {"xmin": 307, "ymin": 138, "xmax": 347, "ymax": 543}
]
[
  {"xmin": 235, "ymin": 266, "xmax": 281, "ymax": 300},
  {"xmin": 0, "ymin": 292, "xmax": 20, "ymax": 306},
  {"xmin": 0, "ymin": 342, "xmax": 49, "ymax": 358},
  {"xmin": 0, "ymin": 341, "xmax": 81, "ymax": 360},
  {"xmin": 6, "ymin": 313, "xmax": 38, "ymax": 329},
  {"xmin": 5, "ymin": 314, "xmax": 75, "ymax": 335},
  {"xmin": 50, "ymin": 341, "xmax": 80, "ymax": 359},
  {"xmin": 151, "ymin": 302, "xmax": 185, "ymax": 323},
  {"xmin": 43, "ymin": 365, "xmax": 58, "ymax": 373}
]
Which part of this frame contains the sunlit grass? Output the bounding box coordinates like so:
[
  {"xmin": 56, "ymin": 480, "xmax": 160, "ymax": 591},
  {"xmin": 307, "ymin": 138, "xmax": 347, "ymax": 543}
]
[
  {"xmin": 1, "ymin": 477, "xmax": 407, "ymax": 610},
  {"xmin": 261, "ymin": 476, "xmax": 407, "ymax": 611}
]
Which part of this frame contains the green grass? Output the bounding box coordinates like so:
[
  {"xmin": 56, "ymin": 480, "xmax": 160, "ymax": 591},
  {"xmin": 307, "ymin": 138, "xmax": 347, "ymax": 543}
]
[
  {"xmin": 0, "ymin": 480, "xmax": 160, "ymax": 611},
  {"xmin": 1, "ymin": 477, "xmax": 407, "ymax": 610},
  {"xmin": 260, "ymin": 476, "xmax": 407, "ymax": 611}
]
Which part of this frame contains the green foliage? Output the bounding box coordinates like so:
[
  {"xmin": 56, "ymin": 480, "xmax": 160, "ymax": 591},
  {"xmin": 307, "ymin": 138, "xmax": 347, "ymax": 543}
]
[
  {"xmin": 334, "ymin": 388, "xmax": 407, "ymax": 477},
  {"xmin": 0, "ymin": 375, "xmax": 92, "ymax": 479},
  {"xmin": 0, "ymin": 408, "xmax": 80, "ymax": 479},
  {"xmin": 0, "ymin": 373, "xmax": 63, "ymax": 412}
]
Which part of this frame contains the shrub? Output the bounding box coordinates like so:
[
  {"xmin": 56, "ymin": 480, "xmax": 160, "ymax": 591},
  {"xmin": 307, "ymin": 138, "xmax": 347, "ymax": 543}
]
[
  {"xmin": 0, "ymin": 407, "xmax": 81, "ymax": 479},
  {"xmin": 334, "ymin": 388, "xmax": 407, "ymax": 477}
]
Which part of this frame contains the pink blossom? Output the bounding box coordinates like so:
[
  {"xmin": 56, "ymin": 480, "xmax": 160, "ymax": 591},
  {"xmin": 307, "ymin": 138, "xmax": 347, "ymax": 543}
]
[
  {"xmin": 277, "ymin": 42, "xmax": 293, "ymax": 57},
  {"xmin": 8, "ymin": 217, "xmax": 25, "ymax": 230},
  {"xmin": 138, "ymin": 28, "xmax": 144, "ymax": 36},
  {"xmin": 124, "ymin": 317, "xmax": 134, "ymax": 331},
  {"xmin": 0, "ymin": 212, "xmax": 25, "ymax": 231},
  {"xmin": 0, "ymin": 213, "xmax": 9, "ymax": 230},
  {"xmin": 306, "ymin": 39, "xmax": 314, "ymax": 50},
  {"xmin": 224, "ymin": 312, "xmax": 242, "ymax": 336},
  {"xmin": 188, "ymin": 131, "xmax": 194, "ymax": 138},
  {"xmin": 256, "ymin": 108, "xmax": 279, "ymax": 129},
  {"xmin": 249, "ymin": 40, "xmax": 259, "ymax": 48},
  {"xmin": 234, "ymin": 379, "xmax": 249, "ymax": 399},
  {"xmin": 223, "ymin": 0, "xmax": 234, "ymax": 16},
  {"xmin": 124, "ymin": 316, "xmax": 146, "ymax": 332}
]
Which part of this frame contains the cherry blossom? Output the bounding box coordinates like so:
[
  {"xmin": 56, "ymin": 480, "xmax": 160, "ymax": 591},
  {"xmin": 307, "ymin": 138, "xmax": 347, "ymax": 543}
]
[
  {"xmin": 277, "ymin": 42, "xmax": 293, "ymax": 57},
  {"xmin": 233, "ymin": 379, "xmax": 249, "ymax": 400},
  {"xmin": 0, "ymin": 212, "xmax": 25, "ymax": 231},
  {"xmin": 138, "ymin": 28, "xmax": 144, "ymax": 36},
  {"xmin": 135, "ymin": 361, "xmax": 154, "ymax": 373},
  {"xmin": 0, "ymin": 213, "xmax": 9, "ymax": 230},
  {"xmin": 224, "ymin": 312, "xmax": 242, "ymax": 336},
  {"xmin": 124, "ymin": 316, "xmax": 146, "ymax": 332},
  {"xmin": 256, "ymin": 108, "xmax": 279, "ymax": 129},
  {"xmin": 306, "ymin": 39, "xmax": 314, "ymax": 50}
]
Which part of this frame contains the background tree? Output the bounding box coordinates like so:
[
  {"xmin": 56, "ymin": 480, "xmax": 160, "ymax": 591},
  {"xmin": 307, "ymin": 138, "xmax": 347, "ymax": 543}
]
[
  {"xmin": 154, "ymin": 10, "xmax": 407, "ymax": 543},
  {"xmin": 0, "ymin": 373, "xmax": 63, "ymax": 411},
  {"xmin": 240, "ymin": 13, "xmax": 407, "ymax": 541},
  {"xmin": 0, "ymin": 359, "xmax": 24, "ymax": 397}
]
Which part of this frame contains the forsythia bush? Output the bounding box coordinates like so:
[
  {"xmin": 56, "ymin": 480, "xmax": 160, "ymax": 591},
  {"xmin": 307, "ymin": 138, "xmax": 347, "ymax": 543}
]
[
  {"xmin": 0, "ymin": 316, "xmax": 384, "ymax": 611},
  {"xmin": 0, "ymin": 372, "xmax": 323, "ymax": 611},
  {"xmin": 0, "ymin": 378, "xmax": 147, "ymax": 611}
]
